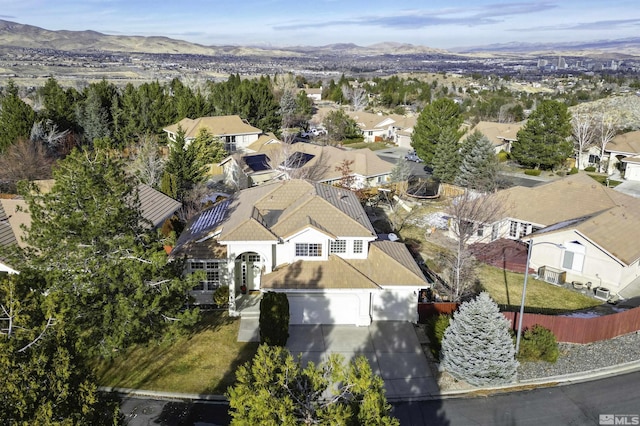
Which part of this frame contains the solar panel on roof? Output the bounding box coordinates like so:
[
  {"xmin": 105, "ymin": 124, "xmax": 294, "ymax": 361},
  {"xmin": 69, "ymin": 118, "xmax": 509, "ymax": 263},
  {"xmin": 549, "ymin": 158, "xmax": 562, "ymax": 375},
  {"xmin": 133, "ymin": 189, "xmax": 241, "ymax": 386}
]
[
  {"xmin": 190, "ymin": 199, "xmax": 230, "ymax": 234},
  {"xmin": 281, "ymin": 152, "xmax": 314, "ymax": 169},
  {"xmin": 243, "ymin": 154, "xmax": 271, "ymax": 172}
]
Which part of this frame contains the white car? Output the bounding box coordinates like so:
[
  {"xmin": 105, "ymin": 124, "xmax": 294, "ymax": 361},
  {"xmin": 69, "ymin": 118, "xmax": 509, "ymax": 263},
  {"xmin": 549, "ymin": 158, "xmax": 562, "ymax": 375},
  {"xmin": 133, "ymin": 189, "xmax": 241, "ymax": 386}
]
[{"xmin": 405, "ymin": 151, "xmax": 424, "ymax": 162}]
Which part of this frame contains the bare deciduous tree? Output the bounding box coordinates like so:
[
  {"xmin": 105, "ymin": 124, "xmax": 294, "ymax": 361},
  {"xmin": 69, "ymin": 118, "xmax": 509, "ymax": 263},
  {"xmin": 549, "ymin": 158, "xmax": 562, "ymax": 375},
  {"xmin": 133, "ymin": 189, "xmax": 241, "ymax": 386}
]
[
  {"xmin": 571, "ymin": 113, "xmax": 597, "ymax": 170},
  {"xmin": 445, "ymin": 190, "xmax": 506, "ymax": 301},
  {"xmin": 341, "ymin": 84, "xmax": 368, "ymax": 111},
  {"xmin": 0, "ymin": 138, "xmax": 53, "ymax": 193},
  {"xmin": 126, "ymin": 134, "xmax": 166, "ymax": 188},
  {"xmin": 595, "ymin": 112, "xmax": 618, "ymax": 173}
]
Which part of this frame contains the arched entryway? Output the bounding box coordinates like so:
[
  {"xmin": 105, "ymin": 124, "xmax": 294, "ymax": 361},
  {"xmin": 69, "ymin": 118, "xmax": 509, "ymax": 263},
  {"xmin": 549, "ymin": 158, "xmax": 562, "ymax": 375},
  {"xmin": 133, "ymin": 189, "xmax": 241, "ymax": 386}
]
[{"xmin": 234, "ymin": 252, "xmax": 262, "ymax": 293}]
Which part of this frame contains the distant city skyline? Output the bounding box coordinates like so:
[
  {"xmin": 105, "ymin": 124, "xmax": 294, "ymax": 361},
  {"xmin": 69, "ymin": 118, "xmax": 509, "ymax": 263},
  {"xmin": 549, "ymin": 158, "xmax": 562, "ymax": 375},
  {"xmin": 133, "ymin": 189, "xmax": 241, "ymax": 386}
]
[{"xmin": 1, "ymin": 0, "xmax": 638, "ymax": 49}]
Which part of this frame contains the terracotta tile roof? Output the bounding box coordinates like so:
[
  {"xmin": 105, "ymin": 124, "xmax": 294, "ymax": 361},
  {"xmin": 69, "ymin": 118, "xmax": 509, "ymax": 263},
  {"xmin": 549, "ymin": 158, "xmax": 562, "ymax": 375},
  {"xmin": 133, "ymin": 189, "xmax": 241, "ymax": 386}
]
[
  {"xmin": 163, "ymin": 115, "xmax": 262, "ymax": 139},
  {"xmin": 607, "ymin": 130, "xmax": 640, "ymax": 155},
  {"xmin": 500, "ymin": 173, "xmax": 623, "ymax": 226}
]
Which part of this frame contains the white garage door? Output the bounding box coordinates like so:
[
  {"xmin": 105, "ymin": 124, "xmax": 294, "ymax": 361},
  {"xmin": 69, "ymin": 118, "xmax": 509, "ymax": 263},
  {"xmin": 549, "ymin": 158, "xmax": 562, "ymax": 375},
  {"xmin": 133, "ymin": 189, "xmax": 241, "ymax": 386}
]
[
  {"xmin": 288, "ymin": 293, "xmax": 363, "ymax": 325},
  {"xmin": 372, "ymin": 289, "xmax": 417, "ymax": 322}
]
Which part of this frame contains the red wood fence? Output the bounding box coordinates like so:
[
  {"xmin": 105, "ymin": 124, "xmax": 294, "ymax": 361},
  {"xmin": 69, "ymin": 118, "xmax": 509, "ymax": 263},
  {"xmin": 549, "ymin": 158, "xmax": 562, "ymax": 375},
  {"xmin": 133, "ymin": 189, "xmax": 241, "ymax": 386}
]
[
  {"xmin": 503, "ymin": 306, "xmax": 640, "ymax": 344},
  {"xmin": 420, "ymin": 303, "xmax": 640, "ymax": 344}
]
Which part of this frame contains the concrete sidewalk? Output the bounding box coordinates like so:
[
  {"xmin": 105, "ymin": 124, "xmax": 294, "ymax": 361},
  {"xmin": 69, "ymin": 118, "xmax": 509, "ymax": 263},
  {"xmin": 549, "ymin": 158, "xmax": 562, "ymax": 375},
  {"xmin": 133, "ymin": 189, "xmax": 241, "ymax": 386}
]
[{"xmin": 285, "ymin": 322, "xmax": 440, "ymax": 400}]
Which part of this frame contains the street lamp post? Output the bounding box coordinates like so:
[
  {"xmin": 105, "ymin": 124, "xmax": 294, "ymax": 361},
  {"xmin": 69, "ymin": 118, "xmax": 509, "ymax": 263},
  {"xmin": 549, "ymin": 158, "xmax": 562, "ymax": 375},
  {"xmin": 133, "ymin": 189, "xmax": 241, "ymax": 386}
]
[{"xmin": 515, "ymin": 239, "xmax": 565, "ymax": 354}]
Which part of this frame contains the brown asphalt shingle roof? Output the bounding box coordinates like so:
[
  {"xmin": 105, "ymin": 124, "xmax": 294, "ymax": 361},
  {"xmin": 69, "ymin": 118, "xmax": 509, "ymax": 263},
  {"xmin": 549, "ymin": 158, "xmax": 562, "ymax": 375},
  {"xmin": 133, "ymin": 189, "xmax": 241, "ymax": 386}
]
[
  {"xmin": 607, "ymin": 130, "xmax": 640, "ymax": 155},
  {"xmin": 137, "ymin": 184, "xmax": 181, "ymax": 228},
  {"xmin": 501, "ymin": 173, "xmax": 624, "ymax": 226},
  {"xmin": 467, "ymin": 121, "xmax": 523, "ymax": 147},
  {"xmin": 0, "ymin": 199, "xmax": 30, "ymax": 249}
]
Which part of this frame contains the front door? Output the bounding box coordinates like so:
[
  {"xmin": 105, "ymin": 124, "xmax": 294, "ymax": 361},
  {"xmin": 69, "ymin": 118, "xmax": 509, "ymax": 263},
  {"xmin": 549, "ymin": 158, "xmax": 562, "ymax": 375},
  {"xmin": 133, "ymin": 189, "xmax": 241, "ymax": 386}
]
[{"xmin": 235, "ymin": 252, "xmax": 262, "ymax": 291}]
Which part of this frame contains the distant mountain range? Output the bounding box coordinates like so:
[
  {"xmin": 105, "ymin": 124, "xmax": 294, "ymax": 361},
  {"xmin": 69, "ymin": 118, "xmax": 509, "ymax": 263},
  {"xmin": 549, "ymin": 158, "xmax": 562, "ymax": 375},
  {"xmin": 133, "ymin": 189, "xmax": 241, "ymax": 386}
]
[{"xmin": 1, "ymin": 19, "xmax": 639, "ymax": 58}]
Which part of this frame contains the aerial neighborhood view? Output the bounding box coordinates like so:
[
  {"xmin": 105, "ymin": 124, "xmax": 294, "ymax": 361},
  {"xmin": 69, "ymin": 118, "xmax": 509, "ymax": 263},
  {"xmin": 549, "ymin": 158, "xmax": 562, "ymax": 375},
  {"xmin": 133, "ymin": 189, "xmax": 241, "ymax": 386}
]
[{"xmin": 2, "ymin": 1, "xmax": 640, "ymax": 424}]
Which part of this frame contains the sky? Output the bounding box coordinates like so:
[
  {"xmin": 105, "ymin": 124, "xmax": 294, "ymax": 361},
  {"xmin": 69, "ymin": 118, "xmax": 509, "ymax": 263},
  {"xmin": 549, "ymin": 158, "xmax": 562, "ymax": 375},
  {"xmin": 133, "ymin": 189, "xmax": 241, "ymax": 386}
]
[{"xmin": 1, "ymin": 0, "xmax": 639, "ymax": 49}]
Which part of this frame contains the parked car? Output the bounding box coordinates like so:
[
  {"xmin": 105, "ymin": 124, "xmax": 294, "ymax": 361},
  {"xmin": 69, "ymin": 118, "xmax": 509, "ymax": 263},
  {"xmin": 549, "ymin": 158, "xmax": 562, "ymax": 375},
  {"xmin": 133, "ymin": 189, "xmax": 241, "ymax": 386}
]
[{"xmin": 405, "ymin": 150, "xmax": 424, "ymax": 162}]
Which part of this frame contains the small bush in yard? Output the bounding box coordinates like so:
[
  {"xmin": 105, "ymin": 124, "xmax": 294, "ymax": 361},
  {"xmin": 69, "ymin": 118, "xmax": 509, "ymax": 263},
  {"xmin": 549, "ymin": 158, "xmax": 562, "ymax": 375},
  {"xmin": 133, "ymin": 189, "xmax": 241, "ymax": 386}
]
[
  {"xmin": 524, "ymin": 169, "xmax": 541, "ymax": 176},
  {"xmin": 516, "ymin": 325, "xmax": 559, "ymax": 363},
  {"xmin": 259, "ymin": 292, "xmax": 289, "ymax": 346},
  {"xmin": 425, "ymin": 314, "xmax": 451, "ymax": 360},
  {"xmin": 568, "ymin": 167, "xmax": 579, "ymax": 175},
  {"xmin": 584, "ymin": 166, "xmax": 597, "ymax": 172},
  {"xmin": 212, "ymin": 285, "xmax": 229, "ymax": 307}
]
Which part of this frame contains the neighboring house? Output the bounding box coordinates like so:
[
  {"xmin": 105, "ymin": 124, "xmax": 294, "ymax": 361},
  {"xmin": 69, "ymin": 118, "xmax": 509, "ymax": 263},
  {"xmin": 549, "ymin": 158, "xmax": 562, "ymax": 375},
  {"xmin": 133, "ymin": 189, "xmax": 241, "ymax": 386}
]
[
  {"xmin": 221, "ymin": 141, "xmax": 393, "ymax": 190},
  {"xmin": 163, "ymin": 115, "xmax": 262, "ymax": 153},
  {"xmin": 454, "ymin": 173, "xmax": 640, "ymax": 298},
  {"xmin": 605, "ymin": 130, "xmax": 640, "ymax": 181},
  {"xmin": 346, "ymin": 111, "xmax": 416, "ymax": 144},
  {"xmin": 170, "ymin": 180, "xmax": 429, "ymax": 325},
  {"xmin": 465, "ymin": 121, "xmax": 523, "ymax": 154},
  {"xmin": 302, "ymin": 88, "xmax": 322, "ymax": 102},
  {"xmin": 137, "ymin": 184, "xmax": 182, "ymax": 228},
  {"xmin": 0, "ymin": 198, "xmax": 30, "ymax": 274}
]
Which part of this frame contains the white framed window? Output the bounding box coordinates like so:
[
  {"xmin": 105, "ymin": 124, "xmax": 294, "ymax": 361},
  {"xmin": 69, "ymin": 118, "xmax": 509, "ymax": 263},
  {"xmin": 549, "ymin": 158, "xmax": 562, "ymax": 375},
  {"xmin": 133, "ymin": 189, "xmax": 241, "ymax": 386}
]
[
  {"xmin": 224, "ymin": 135, "xmax": 237, "ymax": 152},
  {"xmin": 353, "ymin": 240, "xmax": 363, "ymax": 254},
  {"xmin": 329, "ymin": 239, "xmax": 347, "ymax": 254},
  {"xmin": 509, "ymin": 221, "xmax": 518, "ymax": 238},
  {"xmin": 189, "ymin": 260, "xmax": 225, "ymax": 291},
  {"xmin": 295, "ymin": 243, "xmax": 322, "ymax": 257}
]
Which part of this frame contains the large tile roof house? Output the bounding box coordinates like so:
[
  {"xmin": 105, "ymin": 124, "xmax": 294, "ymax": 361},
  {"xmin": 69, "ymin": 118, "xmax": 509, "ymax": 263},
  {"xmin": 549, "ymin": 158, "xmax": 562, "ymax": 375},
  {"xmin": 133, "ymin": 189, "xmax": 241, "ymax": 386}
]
[
  {"xmin": 163, "ymin": 115, "xmax": 262, "ymax": 153},
  {"xmin": 171, "ymin": 179, "xmax": 429, "ymax": 325}
]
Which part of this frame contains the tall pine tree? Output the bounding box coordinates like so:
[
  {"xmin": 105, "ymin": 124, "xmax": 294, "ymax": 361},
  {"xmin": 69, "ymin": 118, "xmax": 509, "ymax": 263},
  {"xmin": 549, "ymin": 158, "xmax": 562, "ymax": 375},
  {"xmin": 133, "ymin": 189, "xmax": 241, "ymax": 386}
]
[
  {"xmin": 455, "ymin": 130, "xmax": 500, "ymax": 192},
  {"xmin": 411, "ymin": 98, "xmax": 464, "ymax": 165},
  {"xmin": 0, "ymin": 81, "xmax": 36, "ymax": 152}
]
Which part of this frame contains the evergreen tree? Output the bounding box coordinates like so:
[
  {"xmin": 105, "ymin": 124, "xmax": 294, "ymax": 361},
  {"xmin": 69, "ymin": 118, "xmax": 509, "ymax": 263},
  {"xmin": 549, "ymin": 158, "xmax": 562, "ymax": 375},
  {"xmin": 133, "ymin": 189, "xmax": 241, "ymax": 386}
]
[
  {"xmin": 390, "ymin": 157, "xmax": 412, "ymax": 183},
  {"xmin": 431, "ymin": 127, "xmax": 461, "ymax": 183},
  {"xmin": 75, "ymin": 88, "xmax": 112, "ymax": 146},
  {"xmin": 37, "ymin": 77, "xmax": 78, "ymax": 132},
  {"xmin": 440, "ymin": 292, "xmax": 518, "ymax": 386},
  {"xmin": 411, "ymin": 98, "xmax": 464, "ymax": 165},
  {"xmin": 323, "ymin": 109, "xmax": 361, "ymax": 143},
  {"xmin": 0, "ymin": 81, "xmax": 36, "ymax": 152},
  {"xmin": 163, "ymin": 127, "xmax": 223, "ymax": 201},
  {"xmin": 511, "ymin": 100, "xmax": 572, "ymax": 169},
  {"xmin": 455, "ymin": 130, "xmax": 500, "ymax": 192},
  {"xmin": 16, "ymin": 148, "xmax": 199, "ymax": 356},
  {"xmin": 0, "ymin": 275, "xmax": 118, "ymax": 424},
  {"xmin": 228, "ymin": 345, "xmax": 398, "ymax": 425}
]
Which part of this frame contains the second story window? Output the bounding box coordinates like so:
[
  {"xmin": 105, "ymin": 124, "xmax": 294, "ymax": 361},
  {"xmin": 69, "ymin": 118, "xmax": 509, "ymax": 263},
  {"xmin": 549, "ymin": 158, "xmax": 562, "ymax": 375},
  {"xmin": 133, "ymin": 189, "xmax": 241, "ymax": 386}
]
[
  {"xmin": 329, "ymin": 239, "xmax": 347, "ymax": 254},
  {"xmin": 295, "ymin": 243, "xmax": 322, "ymax": 257},
  {"xmin": 353, "ymin": 240, "xmax": 363, "ymax": 254},
  {"xmin": 224, "ymin": 135, "xmax": 237, "ymax": 152}
]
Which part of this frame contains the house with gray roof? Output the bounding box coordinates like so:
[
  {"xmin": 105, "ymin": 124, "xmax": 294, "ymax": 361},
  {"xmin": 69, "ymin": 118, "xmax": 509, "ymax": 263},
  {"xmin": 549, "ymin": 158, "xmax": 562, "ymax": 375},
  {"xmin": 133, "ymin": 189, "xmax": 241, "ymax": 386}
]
[{"xmin": 171, "ymin": 179, "xmax": 429, "ymax": 325}]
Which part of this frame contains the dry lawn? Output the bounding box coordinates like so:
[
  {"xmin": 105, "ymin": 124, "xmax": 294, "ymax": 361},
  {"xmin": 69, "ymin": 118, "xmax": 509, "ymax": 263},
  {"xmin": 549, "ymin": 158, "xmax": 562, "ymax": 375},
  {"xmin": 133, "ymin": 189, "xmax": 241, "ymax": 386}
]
[{"xmin": 91, "ymin": 311, "xmax": 258, "ymax": 394}]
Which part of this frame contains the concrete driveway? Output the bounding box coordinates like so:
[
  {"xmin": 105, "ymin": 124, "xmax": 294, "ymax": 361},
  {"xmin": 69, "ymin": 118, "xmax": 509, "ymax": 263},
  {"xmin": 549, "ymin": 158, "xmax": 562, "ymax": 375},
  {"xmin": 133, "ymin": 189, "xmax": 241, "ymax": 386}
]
[{"xmin": 286, "ymin": 322, "xmax": 440, "ymax": 400}]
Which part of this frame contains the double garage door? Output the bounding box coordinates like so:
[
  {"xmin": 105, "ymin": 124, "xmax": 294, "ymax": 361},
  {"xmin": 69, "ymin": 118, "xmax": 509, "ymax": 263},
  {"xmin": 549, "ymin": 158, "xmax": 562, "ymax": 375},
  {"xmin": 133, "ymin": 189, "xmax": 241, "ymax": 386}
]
[{"xmin": 288, "ymin": 293, "xmax": 365, "ymax": 325}]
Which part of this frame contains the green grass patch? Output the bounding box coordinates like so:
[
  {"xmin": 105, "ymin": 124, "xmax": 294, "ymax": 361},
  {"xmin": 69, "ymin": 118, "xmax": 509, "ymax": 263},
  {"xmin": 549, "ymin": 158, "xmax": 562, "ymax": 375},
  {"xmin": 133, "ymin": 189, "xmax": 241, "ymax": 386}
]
[
  {"xmin": 587, "ymin": 173, "xmax": 622, "ymax": 188},
  {"xmin": 91, "ymin": 311, "xmax": 258, "ymax": 394},
  {"xmin": 477, "ymin": 264, "xmax": 601, "ymax": 313},
  {"xmin": 342, "ymin": 141, "xmax": 389, "ymax": 150}
]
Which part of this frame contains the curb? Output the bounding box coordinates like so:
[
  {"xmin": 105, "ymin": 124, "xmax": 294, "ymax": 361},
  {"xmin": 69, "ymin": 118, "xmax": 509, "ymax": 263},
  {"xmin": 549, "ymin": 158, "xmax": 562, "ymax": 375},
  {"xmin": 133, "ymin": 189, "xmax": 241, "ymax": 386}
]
[{"xmin": 101, "ymin": 359, "xmax": 640, "ymax": 404}]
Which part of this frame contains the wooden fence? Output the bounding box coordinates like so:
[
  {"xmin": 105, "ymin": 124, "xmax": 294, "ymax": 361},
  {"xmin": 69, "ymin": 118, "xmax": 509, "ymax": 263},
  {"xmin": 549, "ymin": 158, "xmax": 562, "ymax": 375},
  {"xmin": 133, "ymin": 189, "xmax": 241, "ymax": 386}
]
[
  {"xmin": 503, "ymin": 305, "xmax": 640, "ymax": 344},
  {"xmin": 420, "ymin": 302, "xmax": 640, "ymax": 344}
]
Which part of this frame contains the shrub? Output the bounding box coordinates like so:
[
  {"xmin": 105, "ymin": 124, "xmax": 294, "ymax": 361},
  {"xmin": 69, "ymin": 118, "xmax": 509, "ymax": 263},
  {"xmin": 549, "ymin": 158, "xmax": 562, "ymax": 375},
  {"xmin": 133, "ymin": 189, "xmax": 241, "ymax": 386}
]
[
  {"xmin": 584, "ymin": 166, "xmax": 596, "ymax": 172},
  {"xmin": 440, "ymin": 292, "xmax": 518, "ymax": 386},
  {"xmin": 212, "ymin": 285, "xmax": 229, "ymax": 307},
  {"xmin": 259, "ymin": 291, "xmax": 290, "ymax": 346},
  {"xmin": 524, "ymin": 169, "xmax": 541, "ymax": 176},
  {"xmin": 516, "ymin": 324, "xmax": 559, "ymax": 363},
  {"xmin": 497, "ymin": 150, "xmax": 510, "ymax": 162},
  {"xmin": 568, "ymin": 167, "xmax": 579, "ymax": 175},
  {"xmin": 424, "ymin": 314, "xmax": 451, "ymax": 360}
]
